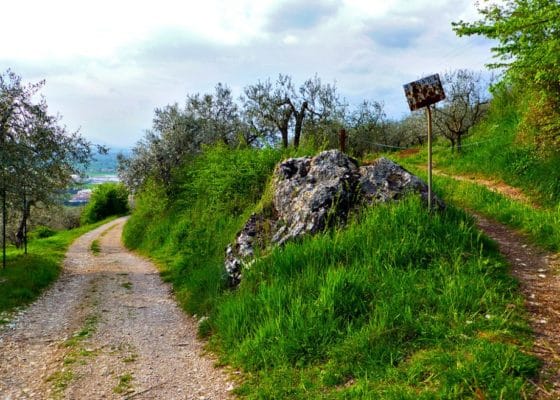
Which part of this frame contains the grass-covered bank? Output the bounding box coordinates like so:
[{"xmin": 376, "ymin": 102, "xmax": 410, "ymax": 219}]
[
  {"xmin": 213, "ymin": 198, "xmax": 537, "ymax": 399},
  {"xmin": 123, "ymin": 146, "xmax": 288, "ymax": 315},
  {"xmin": 124, "ymin": 145, "xmax": 539, "ymax": 398},
  {"xmin": 0, "ymin": 219, "xmax": 113, "ymax": 316},
  {"xmin": 412, "ymin": 170, "xmax": 560, "ymax": 253},
  {"xmin": 400, "ymin": 87, "xmax": 560, "ymax": 208}
]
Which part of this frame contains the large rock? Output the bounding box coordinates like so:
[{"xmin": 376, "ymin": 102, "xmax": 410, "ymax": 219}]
[
  {"xmin": 224, "ymin": 213, "xmax": 263, "ymax": 287},
  {"xmin": 358, "ymin": 157, "xmax": 443, "ymax": 208},
  {"xmin": 271, "ymin": 150, "xmax": 360, "ymax": 245},
  {"xmin": 224, "ymin": 150, "xmax": 442, "ymax": 286}
]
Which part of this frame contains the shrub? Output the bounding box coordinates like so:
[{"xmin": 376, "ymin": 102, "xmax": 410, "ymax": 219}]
[
  {"xmin": 81, "ymin": 183, "xmax": 129, "ymax": 224},
  {"xmin": 32, "ymin": 225, "xmax": 56, "ymax": 239}
]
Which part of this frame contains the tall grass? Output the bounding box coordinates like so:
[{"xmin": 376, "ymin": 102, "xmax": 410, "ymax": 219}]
[
  {"xmin": 209, "ymin": 198, "xmax": 537, "ymax": 399},
  {"xmin": 398, "ymin": 159, "xmax": 560, "ymax": 252},
  {"xmin": 123, "ymin": 145, "xmax": 287, "ymax": 314},
  {"xmin": 125, "ymin": 144, "xmax": 539, "ymax": 398}
]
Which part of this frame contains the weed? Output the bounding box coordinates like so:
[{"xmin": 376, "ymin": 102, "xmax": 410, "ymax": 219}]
[
  {"xmin": 123, "ymin": 353, "xmax": 138, "ymax": 363},
  {"xmin": 121, "ymin": 281, "xmax": 133, "ymax": 290},
  {"xmin": 113, "ymin": 373, "xmax": 134, "ymax": 394},
  {"xmin": 46, "ymin": 369, "xmax": 74, "ymax": 395},
  {"xmin": 90, "ymin": 240, "xmax": 101, "ymax": 255}
]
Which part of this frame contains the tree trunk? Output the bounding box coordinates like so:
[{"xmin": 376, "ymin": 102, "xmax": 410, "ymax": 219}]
[
  {"xmin": 280, "ymin": 126, "xmax": 289, "ymax": 148},
  {"xmin": 2, "ymin": 187, "xmax": 5, "ymax": 269},
  {"xmin": 15, "ymin": 198, "xmax": 32, "ymax": 250},
  {"xmin": 457, "ymin": 133, "xmax": 463, "ymax": 153},
  {"xmin": 293, "ymin": 102, "xmax": 308, "ymax": 150}
]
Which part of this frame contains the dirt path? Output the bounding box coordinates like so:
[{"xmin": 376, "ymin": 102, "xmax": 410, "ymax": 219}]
[
  {"xmin": 0, "ymin": 217, "xmax": 233, "ymax": 399},
  {"xmin": 474, "ymin": 215, "xmax": 560, "ymax": 398},
  {"xmin": 433, "ymin": 169, "xmax": 540, "ymax": 208},
  {"xmin": 432, "ymin": 169, "xmax": 560, "ymax": 397}
]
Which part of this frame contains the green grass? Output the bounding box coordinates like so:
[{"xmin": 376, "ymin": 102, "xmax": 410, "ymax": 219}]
[
  {"xmin": 46, "ymin": 370, "xmax": 74, "ymax": 397},
  {"xmin": 124, "ymin": 145, "xmax": 540, "ymax": 399},
  {"xmin": 400, "ymin": 87, "xmax": 560, "ymax": 208},
  {"xmin": 208, "ymin": 198, "xmax": 537, "ymax": 399},
  {"xmin": 90, "ymin": 239, "xmax": 101, "ymax": 255},
  {"xmin": 113, "ymin": 373, "xmax": 134, "ymax": 394},
  {"xmin": 0, "ymin": 218, "xmax": 114, "ymax": 315},
  {"xmin": 396, "ymin": 158, "xmax": 560, "ymax": 253},
  {"xmin": 47, "ymin": 312, "xmax": 100, "ymax": 397},
  {"xmin": 123, "ymin": 145, "xmax": 290, "ymax": 315}
]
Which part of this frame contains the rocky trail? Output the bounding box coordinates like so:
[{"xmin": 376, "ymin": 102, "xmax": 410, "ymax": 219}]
[{"xmin": 0, "ymin": 217, "xmax": 233, "ymax": 399}]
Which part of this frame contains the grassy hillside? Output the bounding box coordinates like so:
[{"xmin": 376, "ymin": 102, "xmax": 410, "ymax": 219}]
[
  {"xmin": 400, "ymin": 86, "xmax": 560, "ymax": 208},
  {"xmin": 124, "ymin": 145, "xmax": 539, "ymax": 398}
]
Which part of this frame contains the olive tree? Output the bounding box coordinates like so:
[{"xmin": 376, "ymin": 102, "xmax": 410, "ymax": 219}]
[
  {"xmin": 453, "ymin": 0, "xmax": 560, "ymax": 151},
  {"xmin": 433, "ymin": 69, "xmax": 490, "ymax": 152},
  {"xmin": 1, "ymin": 70, "xmax": 96, "ymax": 264},
  {"xmin": 242, "ymin": 74, "xmax": 341, "ymax": 149}
]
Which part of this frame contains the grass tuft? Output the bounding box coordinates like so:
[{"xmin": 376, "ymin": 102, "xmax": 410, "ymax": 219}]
[{"xmin": 90, "ymin": 240, "xmax": 101, "ymax": 255}]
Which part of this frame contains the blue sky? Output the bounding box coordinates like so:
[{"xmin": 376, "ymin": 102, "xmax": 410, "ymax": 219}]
[{"xmin": 0, "ymin": 0, "xmax": 495, "ymax": 148}]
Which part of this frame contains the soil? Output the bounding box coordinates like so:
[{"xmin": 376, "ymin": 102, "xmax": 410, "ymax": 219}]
[
  {"xmin": 433, "ymin": 169, "xmax": 540, "ymax": 208},
  {"xmin": 0, "ymin": 217, "xmax": 233, "ymax": 399},
  {"xmin": 474, "ymin": 215, "xmax": 560, "ymax": 399},
  {"xmin": 434, "ymin": 169, "xmax": 559, "ymax": 398}
]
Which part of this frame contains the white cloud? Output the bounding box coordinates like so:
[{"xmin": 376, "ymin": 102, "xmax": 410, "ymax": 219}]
[{"xmin": 0, "ymin": 0, "xmax": 495, "ymax": 147}]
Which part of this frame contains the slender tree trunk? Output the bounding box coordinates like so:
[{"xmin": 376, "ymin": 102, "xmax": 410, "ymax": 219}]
[
  {"xmin": 2, "ymin": 187, "xmax": 6, "ymax": 269},
  {"xmin": 280, "ymin": 127, "xmax": 289, "ymax": 148},
  {"xmin": 293, "ymin": 112, "xmax": 305, "ymax": 149},
  {"xmin": 15, "ymin": 197, "xmax": 32, "ymax": 251},
  {"xmin": 457, "ymin": 134, "xmax": 463, "ymax": 153},
  {"xmin": 293, "ymin": 102, "xmax": 308, "ymax": 150}
]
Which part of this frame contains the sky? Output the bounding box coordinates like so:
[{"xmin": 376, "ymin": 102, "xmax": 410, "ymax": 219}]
[{"xmin": 0, "ymin": 0, "xmax": 495, "ymax": 149}]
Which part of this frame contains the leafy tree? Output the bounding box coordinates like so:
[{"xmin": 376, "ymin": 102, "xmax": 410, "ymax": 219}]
[
  {"xmin": 346, "ymin": 100, "xmax": 388, "ymax": 156},
  {"xmin": 453, "ymin": 0, "xmax": 560, "ymax": 151},
  {"xmin": 117, "ymin": 104, "xmax": 202, "ymax": 192},
  {"xmin": 81, "ymin": 183, "xmax": 129, "ymax": 225},
  {"xmin": 391, "ymin": 112, "xmax": 428, "ymax": 147},
  {"xmin": 185, "ymin": 83, "xmax": 241, "ymax": 146},
  {"xmin": 242, "ymin": 75, "xmax": 293, "ymax": 148},
  {"xmin": 1, "ymin": 70, "xmax": 96, "ymax": 264},
  {"xmin": 434, "ymin": 70, "xmax": 490, "ymax": 152},
  {"xmin": 242, "ymin": 74, "xmax": 341, "ymax": 149}
]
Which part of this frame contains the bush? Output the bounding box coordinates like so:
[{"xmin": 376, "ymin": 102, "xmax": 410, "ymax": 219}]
[
  {"xmin": 31, "ymin": 225, "xmax": 56, "ymax": 239},
  {"xmin": 81, "ymin": 183, "xmax": 129, "ymax": 224}
]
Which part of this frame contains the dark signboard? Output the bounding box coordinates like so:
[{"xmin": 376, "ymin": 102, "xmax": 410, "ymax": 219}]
[{"xmin": 403, "ymin": 74, "xmax": 445, "ymax": 111}]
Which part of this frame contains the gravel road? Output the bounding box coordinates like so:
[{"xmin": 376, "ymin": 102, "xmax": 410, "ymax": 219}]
[{"xmin": 0, "ymin": 217, "xmax": 233, "ymax": 399}]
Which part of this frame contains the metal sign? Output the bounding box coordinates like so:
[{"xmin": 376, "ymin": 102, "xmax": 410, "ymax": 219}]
[{"xmin": 403, "ymin": 74, "xmax": 445, "ymax": 111}]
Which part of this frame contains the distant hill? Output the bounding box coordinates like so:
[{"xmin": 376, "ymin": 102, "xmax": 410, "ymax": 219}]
[{"xmin": 87, "ymin": 148, "xmax": 131, "ymax": 175}]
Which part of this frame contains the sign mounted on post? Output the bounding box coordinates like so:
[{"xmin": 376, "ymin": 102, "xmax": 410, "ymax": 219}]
[
  {"xmin": 402, "ymin": 74, "xmax": 446, "ymax": 211},
  {"xmin": 403, "ymin": 74, "xmax": 445, "ymax": 111}
]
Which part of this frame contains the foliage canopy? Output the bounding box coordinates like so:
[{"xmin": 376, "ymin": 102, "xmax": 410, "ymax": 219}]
[
  {"xmin": 81, "ymin": 183, "xmax": 129, "ymax": 225},
  {"xmin": 453, "ymin": 0, "xmax": 560, "ymax": 151}
]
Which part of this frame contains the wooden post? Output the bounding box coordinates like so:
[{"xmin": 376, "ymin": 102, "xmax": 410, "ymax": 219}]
[
  {"xmin": 339, "ymin": 128, "xmax": 347, "ymax": 153},
  {"xmin": 426, "ymin": 105, "xmax": 433, "ymax": 211}
]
